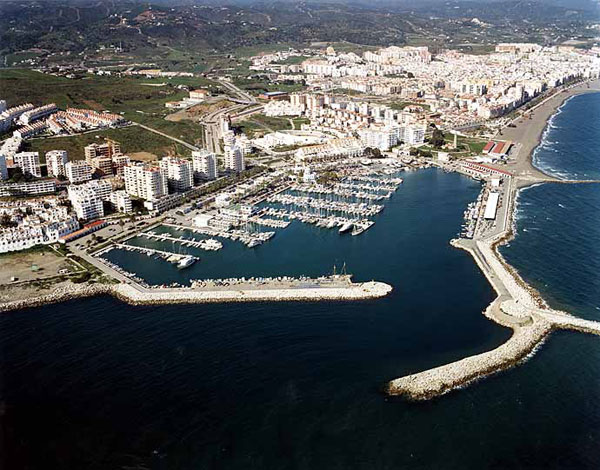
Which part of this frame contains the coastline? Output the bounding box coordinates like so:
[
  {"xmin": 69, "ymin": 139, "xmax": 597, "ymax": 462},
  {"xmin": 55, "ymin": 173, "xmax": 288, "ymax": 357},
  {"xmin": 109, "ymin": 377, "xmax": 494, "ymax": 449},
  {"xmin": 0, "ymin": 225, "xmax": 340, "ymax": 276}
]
[
  {"xmin": 499, "ymin": 79, "xmax": 600, "ymax": 182},
  {"xmin": 1, "ymin": 81, "xmax": 598, "ymax": 401},
  {"xmin": 387, "ymin": 80, "xmax": 600, "ymax": 400}
]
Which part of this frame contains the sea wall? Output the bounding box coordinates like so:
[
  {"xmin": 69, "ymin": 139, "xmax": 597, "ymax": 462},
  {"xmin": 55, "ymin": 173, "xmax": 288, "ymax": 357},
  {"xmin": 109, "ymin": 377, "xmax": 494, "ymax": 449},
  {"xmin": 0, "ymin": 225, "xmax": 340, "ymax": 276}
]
[
  {"xmin": 0, "ymin": 280, "xmax": 393, "ymax": 313},
  {"xmin": 387, "ymin": 317, "xmax": 553, "ymax": 400}
]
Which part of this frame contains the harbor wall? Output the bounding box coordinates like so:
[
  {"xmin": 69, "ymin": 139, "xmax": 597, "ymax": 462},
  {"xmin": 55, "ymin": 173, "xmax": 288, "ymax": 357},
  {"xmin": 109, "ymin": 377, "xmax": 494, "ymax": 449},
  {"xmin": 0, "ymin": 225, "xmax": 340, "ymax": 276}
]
[{"xmin": 0, "ymin": 280, "xmax": 393, "ymax": 313}]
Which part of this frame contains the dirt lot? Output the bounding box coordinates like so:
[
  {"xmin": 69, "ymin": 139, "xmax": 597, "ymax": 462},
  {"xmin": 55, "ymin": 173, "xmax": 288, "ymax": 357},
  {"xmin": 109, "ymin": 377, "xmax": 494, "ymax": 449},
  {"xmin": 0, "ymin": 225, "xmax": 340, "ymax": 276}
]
[
  {"xmin": 166, "ymin": 98, "xmax": 235, "ymax": 122},
  {"xmin": 0, "ymin": 247, "xmax": 80, "ymax": 285},
  {"xmin": 129, "ymin": 151, "xmax": 159, "ymax": 162}
]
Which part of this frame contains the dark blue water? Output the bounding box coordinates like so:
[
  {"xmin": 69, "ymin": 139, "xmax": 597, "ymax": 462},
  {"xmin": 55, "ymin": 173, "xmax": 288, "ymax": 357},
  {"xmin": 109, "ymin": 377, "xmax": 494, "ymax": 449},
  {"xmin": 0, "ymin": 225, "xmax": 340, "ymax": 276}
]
[{"xmin": 2, "ymin": 102, "xmax": 600, "ymax": 469}]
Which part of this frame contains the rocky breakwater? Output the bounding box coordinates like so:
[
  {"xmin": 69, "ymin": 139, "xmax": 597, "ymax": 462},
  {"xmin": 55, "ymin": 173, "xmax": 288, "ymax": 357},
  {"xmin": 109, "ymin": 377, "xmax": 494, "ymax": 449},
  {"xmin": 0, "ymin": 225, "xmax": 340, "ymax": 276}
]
[
  {"xmin": 387, "ymin": 313, "xmax": 553, "ymax": 401},
  {"xmin": 0, "ymin": 280, "xmax": 393, "ymax": 313},
  {"xmin": 387, "ymin": 233, "xmax": 600, "ymax": 401},
  {"xmin": 0, "ymin": 282, "xmax": 113, "ymax": 313},
  {"xmin": 112, "ymin": 280, "xmax": 393, "ymax": 305}
]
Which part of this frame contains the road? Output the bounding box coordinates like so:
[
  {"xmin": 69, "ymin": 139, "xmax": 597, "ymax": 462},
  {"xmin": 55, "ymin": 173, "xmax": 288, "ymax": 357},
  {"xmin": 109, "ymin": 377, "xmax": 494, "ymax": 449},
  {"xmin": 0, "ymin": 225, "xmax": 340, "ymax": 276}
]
[
  {"xmin": 201, "ymin": 102, "xmax": 264, "ymax": 154},
  {"xmin": 202, "ymin": 79, "xmax": 260, "ymax": 153},
  {"xmin": 217, "ymin": 79, "xmax": 257, "ymax": 104}
]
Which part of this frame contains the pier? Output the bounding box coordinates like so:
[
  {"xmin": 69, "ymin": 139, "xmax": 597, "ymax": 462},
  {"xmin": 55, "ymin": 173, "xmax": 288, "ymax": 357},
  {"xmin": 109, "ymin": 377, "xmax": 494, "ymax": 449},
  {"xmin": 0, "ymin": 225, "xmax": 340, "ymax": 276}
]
[
  {"xmin": 114, "ymin": 242, "xmax": 198, "ymax": 261},
  {"xmin": 267, "ymin": 193, "xmax": 383, "ymax": 217},
  {"xmin": 0, "ymin": 273, "xmax": 394, "ymax": 312},
  {"xmin": 140, "ymin": 231, "xmax": 223, "ymax": 251},
  {"xmin": 164, "ymin": 223, "xmax": 275, "ymax": 248},
  {"xmin": 263, "ymin": 207, "xmax": 373, "ymax": 235}
]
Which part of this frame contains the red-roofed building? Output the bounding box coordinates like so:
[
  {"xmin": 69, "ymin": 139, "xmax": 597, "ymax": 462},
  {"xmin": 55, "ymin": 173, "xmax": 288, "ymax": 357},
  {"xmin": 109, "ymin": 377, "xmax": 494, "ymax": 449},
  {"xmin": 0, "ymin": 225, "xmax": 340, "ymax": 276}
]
[
  {"xmin": 460, "ymin": 161, "xmax": 513, "ymax": 179},
  {"xmin": 59, "ymin": 220, "xmax": 107, "ymax": 243}
]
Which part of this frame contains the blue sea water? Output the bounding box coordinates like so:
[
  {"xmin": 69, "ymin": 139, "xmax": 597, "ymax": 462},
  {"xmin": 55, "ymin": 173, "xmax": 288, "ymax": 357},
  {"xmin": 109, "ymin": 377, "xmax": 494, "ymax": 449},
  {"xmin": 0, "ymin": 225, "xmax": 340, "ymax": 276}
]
[
  {"xmin": 1, "ymin": 95, "xmax": 600, "ymax": 469},
  {"xmin": 503, "ymin": 93, "xmax": 600, "ymax": 320},
  {"xmin": 532, "ymin": 92, "xmax": 600, "ymax": 180}
]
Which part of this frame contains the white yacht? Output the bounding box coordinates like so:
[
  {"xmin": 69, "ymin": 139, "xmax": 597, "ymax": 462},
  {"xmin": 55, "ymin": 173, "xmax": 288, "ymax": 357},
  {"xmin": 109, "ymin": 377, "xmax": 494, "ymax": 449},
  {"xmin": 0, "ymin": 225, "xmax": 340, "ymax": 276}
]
[
  {"xmin": 339, "ymin": 222, "xmax": 353, "ymax": 234},
  {"xmin": 177, "ymin": 256, "xmax": 196, "ymax": 269}
]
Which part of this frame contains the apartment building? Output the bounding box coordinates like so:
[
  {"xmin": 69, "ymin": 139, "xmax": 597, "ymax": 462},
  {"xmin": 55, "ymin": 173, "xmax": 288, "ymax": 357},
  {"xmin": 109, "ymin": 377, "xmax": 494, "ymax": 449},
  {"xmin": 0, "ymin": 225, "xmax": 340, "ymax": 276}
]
[
  {"xmin": 13, "ymin": 152, "xmax": 41, "ymax": 177},
  {"xmin": 67, "ymin": 180, "xmax": 112, "ymax": 220},
  {"xmin": 192, "ymin": 150, "xmax": 218, "ymax": 180},
  {"xmin": 18, "ymin": 103, "xmax": 58, "ymax": 125},
  {"xmin": 159, "ymin": 156, "xmax": 193, "ymax": 192},
  {"xmin": 224, "ymin": 145, "xmax": 245, "ymax": 173},
  {"xmin": 401, "ymin": 124, "xmax": 426, "ymax": 146},
  {"xmin": 0, "ymin": 103, "xmax": 34, "ymax": 133},
  {"xmin": 0, "ymin": 180, "xmax": 56, "ymax": 197},
  {"xmin": 108, "ymin": 190, "xmax": 133, "ymax": 214},
  {"xmin": 84, "ymin": 139, "xmax": 121, "ymax": 161},
  {"xmin": 68, "ymin": 185, "xmax": 104, "ymax": 220},
  {"xmin": 111, "ymin": 154, "xmax": 130, "ymax": 176},
  {"xmin": 358, "ymin": 124, "xmax": 399, "ymax": 151},
  {"xmin": 0, "ymin": 199, "xmax": 79, "ymax": 253},
  {"xmin": 124, "ymin": 163, "xmax": 167, "ymax": 201},
  {"xmin": 65, "ymin": 161, "xmax": 92, "ymax": 184},
  {"xmin": 45, "ymin": 150, "xmax": 69, "ymax": 178},
  {"xmin": 0, "ymin": 136, "xmax": 22, "ymax": 164}
]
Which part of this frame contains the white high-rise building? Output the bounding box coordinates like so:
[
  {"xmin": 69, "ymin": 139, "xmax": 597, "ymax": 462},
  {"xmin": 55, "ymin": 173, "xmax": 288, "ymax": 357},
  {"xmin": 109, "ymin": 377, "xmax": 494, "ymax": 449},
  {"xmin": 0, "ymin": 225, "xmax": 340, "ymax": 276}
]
[
  {"xmin": 0, "ymin": 155, "xmax": 7, "ymax": 181},
  {"xmin": 45, "ymin": 150, "xmax": 69, "ymax": 178},
  {"xmin": 65, "ymin": 161, "xmax": 92, "ymax": 184},
  {"xmin": 109, "ymin": 190, "xmax": 133, "ymax": 213},
  {"xmin": 358, "ymin": 124, "xmax": 399, "ymax": 151},
  {"xmin": 13, "ymin": 152, "xmax": 41, "ymax": 178},
  {"xmin": 403, "ymin": 124, "xmax": 426, "ymax": 145},
  {"xmin": 159, "ymin": 157, "xmax": 193, "ymax": 192},
  {"xmin": 192, "ymin": 150, "xmax": 218, "ymax": 180},
  {"xmin": 224, "ymin": 145, "xmax": 245, "ymax": 173},
  {"xmin": 124, "ymin": 163, "xmax": 167, "ymax": 201},
  {"xmin": 67, "ymin": 183, "xmax": 105, "ymax": 220}
]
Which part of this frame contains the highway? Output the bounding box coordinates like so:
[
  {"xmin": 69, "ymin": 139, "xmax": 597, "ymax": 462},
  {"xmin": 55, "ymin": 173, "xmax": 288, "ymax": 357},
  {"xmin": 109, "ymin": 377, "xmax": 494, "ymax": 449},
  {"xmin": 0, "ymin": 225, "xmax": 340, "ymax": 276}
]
[{"xmin": 201, "ymin": 81, "xmax": 263, "ymax": 153}]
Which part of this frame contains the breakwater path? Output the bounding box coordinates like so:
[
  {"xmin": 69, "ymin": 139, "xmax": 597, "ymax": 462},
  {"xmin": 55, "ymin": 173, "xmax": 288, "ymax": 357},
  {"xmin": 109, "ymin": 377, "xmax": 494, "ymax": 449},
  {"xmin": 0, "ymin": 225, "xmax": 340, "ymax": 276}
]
[
  {"xmin": 0, "ymin": 277, "xmax": 393, "ymax": 313},
  {"xmin": 387, "ymin": 174, "xmax": 600, "ymax": 401}
]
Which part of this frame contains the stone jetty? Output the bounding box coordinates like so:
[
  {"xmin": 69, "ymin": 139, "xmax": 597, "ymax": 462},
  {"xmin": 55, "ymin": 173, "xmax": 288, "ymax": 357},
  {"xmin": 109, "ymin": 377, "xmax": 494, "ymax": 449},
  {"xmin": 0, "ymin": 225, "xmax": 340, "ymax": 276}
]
[
  {"xmin": 0, "ymin": 279, "xmax": 392, "ymax": 313},
  {"xmin": 387, "ymin": 175, "xmax": 600, "ymax": 400}
]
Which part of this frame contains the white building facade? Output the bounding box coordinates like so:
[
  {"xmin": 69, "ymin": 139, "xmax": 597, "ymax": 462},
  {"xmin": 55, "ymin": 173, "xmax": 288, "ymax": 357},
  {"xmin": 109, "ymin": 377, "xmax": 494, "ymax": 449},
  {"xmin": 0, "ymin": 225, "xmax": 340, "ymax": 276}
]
[
  {"xmin": 13, "ymin": 152, "xmax": 41, "ymax": 178},
  {"xmin": 192, "ymin": 150, "xmax": 218, "ymax": 180},
  {"xmin": 46, "ymin": 150, "xmax": 69, "ymax": 178},
  {"xmin": 159, "ymin": 157, "xmax": 193, "ymax": 192},
  {"xmin": 124, "ymin": 163, "xmax": 167, "ymax": 201}
]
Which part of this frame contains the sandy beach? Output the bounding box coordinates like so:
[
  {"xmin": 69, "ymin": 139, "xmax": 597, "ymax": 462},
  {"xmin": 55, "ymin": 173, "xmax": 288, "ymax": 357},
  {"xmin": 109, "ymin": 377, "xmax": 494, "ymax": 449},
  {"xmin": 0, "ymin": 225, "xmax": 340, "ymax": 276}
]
[{"xmin": 500, "ymin": 78, "xmax": 600, "ymax": 181}]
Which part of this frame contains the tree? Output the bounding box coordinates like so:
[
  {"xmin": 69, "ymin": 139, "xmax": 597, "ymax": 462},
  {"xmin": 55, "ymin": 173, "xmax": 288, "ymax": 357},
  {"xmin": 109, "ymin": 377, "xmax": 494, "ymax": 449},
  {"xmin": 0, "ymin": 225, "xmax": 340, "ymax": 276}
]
[
  {"xmin": 430, "ymin": 128, "xmax": 445, "ymax": 148},
  {"xmin": 364, "ymin": 147, "xmax": 382, "ymax": 159},
  {"xmin": 11, "ymin": 167, "xmax": 24, "ymax": 183},
  {"xmin": 0, "ymin": 213, "xmax": 14, "ymax": 228}
]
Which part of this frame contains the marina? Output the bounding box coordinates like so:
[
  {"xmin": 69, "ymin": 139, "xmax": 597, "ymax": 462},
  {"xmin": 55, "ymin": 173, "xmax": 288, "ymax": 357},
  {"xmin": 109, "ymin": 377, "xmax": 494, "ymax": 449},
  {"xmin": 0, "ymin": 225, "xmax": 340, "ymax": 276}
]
[
  {"xmin": 164, "ymin": 223, "xmax": 275, "ymax": 248},
  {"xmin": 266, "ymin": 194, "xmax": 384, "ymax": 217}
]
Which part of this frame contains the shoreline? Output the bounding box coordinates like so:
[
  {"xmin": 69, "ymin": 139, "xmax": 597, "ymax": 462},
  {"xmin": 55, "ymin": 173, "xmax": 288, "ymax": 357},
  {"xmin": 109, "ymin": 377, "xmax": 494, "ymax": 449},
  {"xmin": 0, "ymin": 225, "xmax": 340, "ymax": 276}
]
[
  {"xmin": 499, "ymin": 79, "xmax": 600, "ymax": 182},
  {"xmin": 387, "ymin": 80, "xmax": 600, "ymax": 401},
  {"xmin": 0, "ymin": 80, "xmax": 597, "ymax": 400}
]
